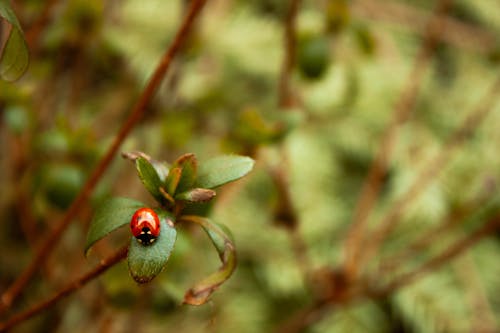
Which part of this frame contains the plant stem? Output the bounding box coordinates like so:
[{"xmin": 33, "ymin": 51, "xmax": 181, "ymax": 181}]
[
  {"xmin": 351, "ymin": 0, "xmax": 497, "ymax": 53},
  {"xmin": 278, "ymin": 0, "xmax": 301, "ymax": 108},
  {"xmin": 0, "ymin": 246, "xmax": 128, "ymax": 332},
  {"xmin": 0, "ymin": 0, "xmax": 208, "ymax": 314},
  {"xmin": 343, "ymin": 0, "xmax": 453, "ymax": 281},
  {"xmin": 373, "ymin": 215, "xmax": 500, "ymax": 297},
  {"xmin": 360, "ymin": 75, "xmax": 500, "ymax": 267}
]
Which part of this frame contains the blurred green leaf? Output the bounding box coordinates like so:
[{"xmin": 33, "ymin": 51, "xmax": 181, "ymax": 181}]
[
  {"xmin": 136, "ymin": 157, "xmax": 164, "ymax": 203},
  {"xmin": 43, "ymin": 164, "xmax": 85, "ymax": 209},
  {"xmin": 180, "ymin": 216, "xmax": 236, "ymax": 305},
  {"xmin": 297, "ymin": 35, "xmax": 330, "ymax": 80},
  {"xmin": 196, "ymin": 155, "xmax": 255, "ymax": 189},
  {"xmin": 128, "ymin": 213, "xmax": 177, "ymax": 284},
  {"xmin": 85, "ymin": 197, "xmax": 144, "ymax": 255},
  {"xmin": 3, "ymin": 106, "xmax": 29, "ymax": 133},
  {"xmin": 0, "ymin": 0, "xmax": 29, "ymax": 81}
]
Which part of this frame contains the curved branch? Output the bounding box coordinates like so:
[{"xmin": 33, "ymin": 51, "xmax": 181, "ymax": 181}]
[
  {"xmin": 0, "ymin": 246, "xmax": 128, "ymax": 332},
  {"xmin": 0, "ymin": 0, "xmax": 208, "ymax": 313},
  {"xmin": 372, "ymin": 215, "xmax": 500, "ymax": 298},
  {"xmin": 344, "ymin": 0, "xmax": 453, "ymax": 280}
]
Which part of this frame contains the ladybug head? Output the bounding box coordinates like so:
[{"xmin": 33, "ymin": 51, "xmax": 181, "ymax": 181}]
[{"xmin": 130, "ymin": 208, "xmax": 161, "ymax": 245}]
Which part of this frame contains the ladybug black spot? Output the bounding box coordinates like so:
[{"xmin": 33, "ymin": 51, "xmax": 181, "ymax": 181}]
[{"xmin": 135, "ymin": 227, "xmax": 157, "ymax": 245}]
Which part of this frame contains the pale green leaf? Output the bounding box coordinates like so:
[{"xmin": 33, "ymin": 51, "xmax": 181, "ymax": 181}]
[{"xmin": 196, "ymin": 155, "xmax": 254, "ymax": 189}]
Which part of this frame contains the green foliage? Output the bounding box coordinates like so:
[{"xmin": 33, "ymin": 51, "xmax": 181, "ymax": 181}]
[
  {"xmin": 135, "ymin": 157, "xmax": 165, "ymax": 203},
  {"xmin": 0, "ymin": 0, "xmax": 29, "ymax": 81},
  {"xmin": 2, "ymin": 0, "xmax": 500, "ymax": 332},
  {"xmin": 297, "ymin": 35, "xmax": 330, "ymax": 80},
  {"xmin": 85, "ymin": 153, "xmax": 251, "ymax": 299},
  {"xmin": 42, "ymin": 164, "xmax": 85, "ymax": 209},
  {"xmin": 85, "ymin": 197, "xmax": 145, "ymax": 254},
  {"xmin": 3, "ymin": 106, "xmax": 30, "ymax": 133},
  {"xmin": 182, "ymin": 216, "xmax": 237, "ymax": 305},
  {"xmin": 171, "ymin": 153, "xmax": 198, "ymax": 193},
  {"xmin": 196, "ymin": 155, "xmax": 255, "ymax": 189},
  {"xmin": 128, "ymin": 216, "xmax": 176, "ymax": 283}
]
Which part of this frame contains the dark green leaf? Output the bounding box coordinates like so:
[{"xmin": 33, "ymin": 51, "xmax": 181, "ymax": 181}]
[
  {"xmin": 179, "ymin": 216, "xmax": 236, "ymax": 305},
  {"xmin": 128, "ymin": 212, "xmax": 177, "ymax": 284},
  {"xmin": 85, "ymin": 197, "xmax": 145, "ymax": 255},
  {"xmin": 136, "ymin": 157, "xmax": 164, "ymax": 203},
  {"xmin": 172, "ymin": 153, "xmax": 197, "ymax": 193},
  {"xmin": 196, "ymin": 155, "xmax": 254, "ymax": 189},
  {"xmin": 122, "ymin": 151, "xmax": 169, "ymax": 182},
  {"xmin": 0, "ymin": 1, "xmax": 29, "ymax": 81}
]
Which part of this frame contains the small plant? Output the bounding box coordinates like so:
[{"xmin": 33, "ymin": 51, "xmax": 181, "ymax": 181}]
[{"xmin": 85, "ymin": 152, "xmax": 254, "ymax": 305}]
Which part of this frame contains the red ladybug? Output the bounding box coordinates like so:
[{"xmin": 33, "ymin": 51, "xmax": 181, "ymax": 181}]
[{"xmin": 130, "ymin": 208, "xmax": 160, "ymax": 245}]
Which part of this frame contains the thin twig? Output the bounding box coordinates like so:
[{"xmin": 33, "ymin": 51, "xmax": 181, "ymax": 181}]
[
  {"xmin": 454, "ymin": 253, "xmax": 498, "ymax": 332},
  {"xmin": 377, "ymin": 188, "xmax": 494, "ymax": 274},
  {"xmin": 343, "ymin": 0, "xmax": 454, "ymax": 281},
  {"xmin": 0, "ymin": 0, "xmax": 208, "ymax": 313},
  {"xmin": 360, "ymin": 75, "xmax": 500, "ymax": 267},
  {"xmin": 351, "ymin": 0, "xmax": 497, "ymax": 54},
  {"xmin": 0, "ymin": 246, "xmax": 128, "ymax": 332},
  {"xmin": 373, "ymin": 215, "xmax": 500, "ymax": 297},
  {"xmin": 278, "ymin": 0, "xmax": 301, "ymax": 108},
  {"xmin": 24, "ymin": 0, "xmax": 59, "ymax": 52}
]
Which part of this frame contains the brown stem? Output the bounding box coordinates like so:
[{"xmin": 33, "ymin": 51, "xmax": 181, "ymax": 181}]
[
  {"xmin": 454, "ymin": 253, "xmax": 498, "ymax": 332},
  {"xmin": 360, "ymin": 75, "xmax": 500, "ymax": 267},
  {"xmin": 24, "ymin": 0, "xmax": 59, "ymax": 53},
  {"xmin": 278, "ymin": 0, "xmax": 301, "ymax": 108},
  {"xmin": 0, "ymin": 246, "xmax": 128, "ymax": 332},
  {"xmin": 373, "ymin": 215, "xmax": 500, "ymax": 297},
  {"xmin": 343, "ymin": 0, "xmax": 453, "ymax": 281},
  {"xmin": 0, "ymin": 0, "xmax": 208, "ymax": 313},
  {"xmin": 377, "ymin": 187, "xmax": 493, "ymax": 274},
  {"xmin": 351, "ymin": 0, "xmax": 497, "ymax": 54}
]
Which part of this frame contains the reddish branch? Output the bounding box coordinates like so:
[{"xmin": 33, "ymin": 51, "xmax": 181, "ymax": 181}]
[
  {"xmin": 24, "ymin": 0, "xmax": 59, "ymax": 51},
  {"xmin": 373, "ymin": 215, "xmax": 500, "ymax": 297},
  {"xmin": 351, "ymin": 0, "xmax": 497, "ymax": 54},
  {"xmin": 278, "ymin": 213, "xmax": 500, "ymax": 332},
  {"xmin": 377, "ymin": 188, "xmax": 493, "ymax": 273},
  {"xmin": 361, "ymin": 76, "xmax": 500, "ymax": 265},
  {"xmin": 278, "ymin": 0, "xmax": 301, "ymax": 108},
  {"xmin": 0, "ymin": 0, "xmax": 207, "ymax": 313},
  {"xmin": 0, "ymin": 246, "xmax": 128, "ymax": 332},
  {"xmin": 343, "ymin": 0, "xmax": 454, "ymax": 281}
]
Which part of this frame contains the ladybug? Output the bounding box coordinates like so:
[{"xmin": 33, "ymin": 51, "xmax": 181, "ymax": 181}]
[{"xmin": 130, "ymin": 208, "xmax": 160, "ymax": 245}]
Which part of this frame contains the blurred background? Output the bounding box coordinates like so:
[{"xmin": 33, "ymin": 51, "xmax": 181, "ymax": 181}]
[{"xmin": 1, "ymin": 0, "xmax": 500, "ymax": 332}]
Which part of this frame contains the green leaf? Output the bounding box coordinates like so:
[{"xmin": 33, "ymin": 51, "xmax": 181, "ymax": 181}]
[
  {"xmin": 196, "ymin": 155, "xmax": 255, "ymax": 189},
  {"xmin": 172, "ymin": 153, "xmax": 198, "ymax": 193},
  {"xmin": 179, "ymin": 216, "xmax": 236, "ymax": 305},
  {"xmin": 164, "ymin": 167, "xmax": 181, "ymax": 195},
  {"xmin": 128, "ymin": 212, "xmax": 177, "ymax": 284},
  {"xmin": 136, "ymin": 157, "xmax": 164, "ymax": 203},
  {"xmin": 85, "ymin": 197, "xmax": 145, "ymax": 255},
  {"xmin": 0, "ymin": 1, "xmax": 29, "ymax": 81}
]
